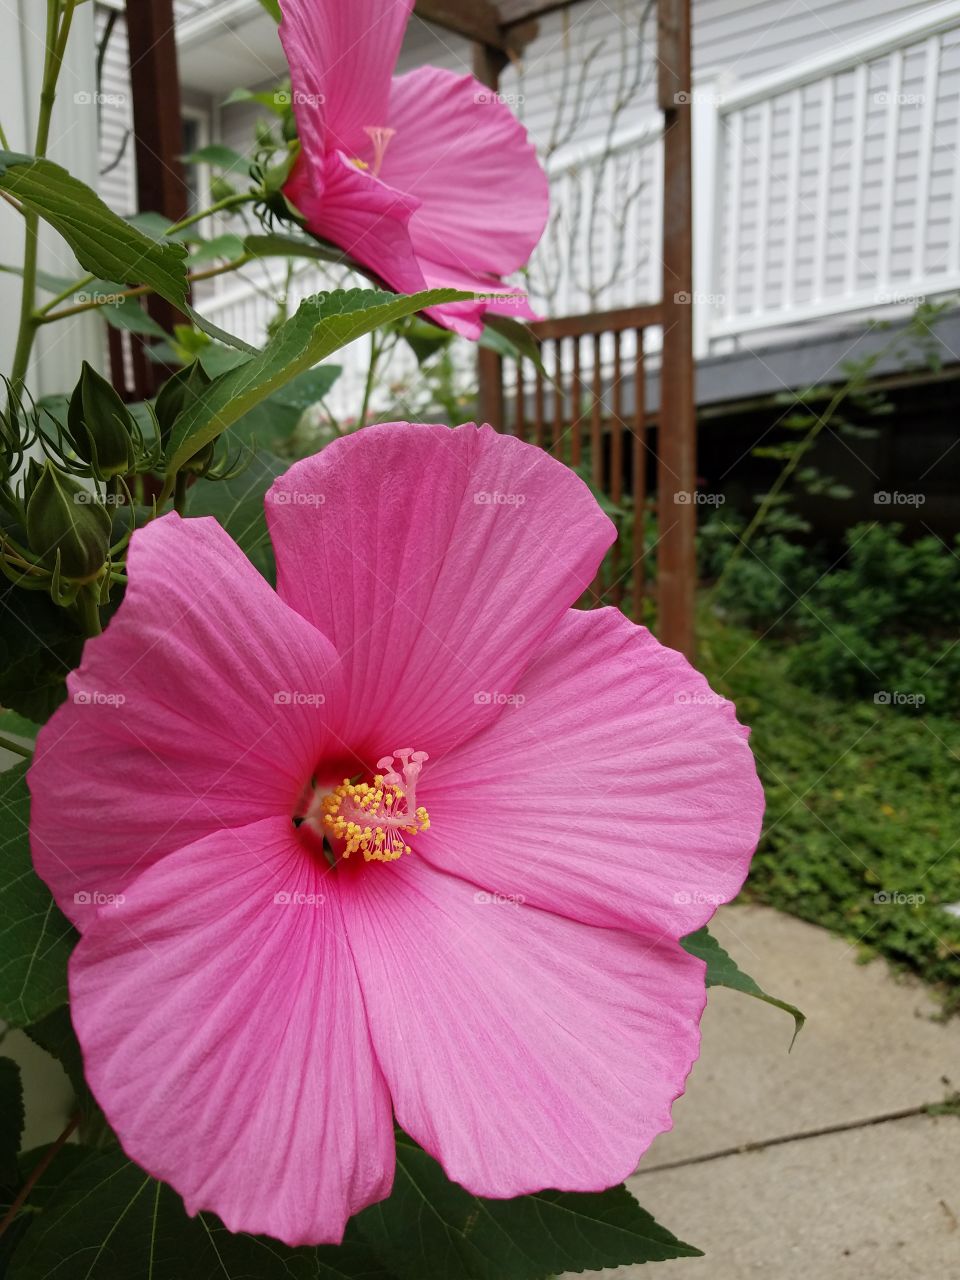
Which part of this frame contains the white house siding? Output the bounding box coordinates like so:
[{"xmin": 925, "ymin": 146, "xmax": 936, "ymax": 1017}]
[{"xmin": 94, "ymin": 3, "xmax": 136, "ymax": 216}]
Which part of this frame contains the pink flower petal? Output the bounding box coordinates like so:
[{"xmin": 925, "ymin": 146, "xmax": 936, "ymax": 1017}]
[
  {"xmin": 265, "ymin": 423, "xmax": 615, "ymax": 757},
  {"xmin": 70, "ymin": 817, "xmax": 394, "ymax": 1246},
  {"xmin": 417, "ymin": 607, "xmax": 764, "ymax": 937},
  {"xmin": 381, "ymin": 68, "xmax": 548, "ymax": 280},
  {"xmin": 415, "ymin": 257, "xmax": 540, "ymax": 339},
  {"xmin": 338, "ymin": 854, "xmax": 706, "ymax": 1197},
  {"xmin": 29, "ymin": 514, "xmax": 344, "ymax": 928},
  {"xmin": 279, "ymin": 0, "xmax": 413, "ymax": 157},
  {"xmin": 284, "ymin": 151, "xmax": 426, "ymax": 296}
]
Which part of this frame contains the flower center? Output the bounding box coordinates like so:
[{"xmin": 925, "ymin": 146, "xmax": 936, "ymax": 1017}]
[
  {"xmin": 352, "ymin": 125, "xmax": 396, "ymax": 178},
  {"xmin": 307, "ymin": 748, "xmax": 429, "ymax": 863}
]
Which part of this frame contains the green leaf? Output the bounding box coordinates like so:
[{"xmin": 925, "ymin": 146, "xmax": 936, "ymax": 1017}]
[
  {"xmin": 272, "ymin": 364, "xmax": 342, "ymax": 412},
  {"xmin": 480, "ymin": 314, "xmax": 543, "ymax": 370},
  {"xmin": 255, "ymin": 0, "xmax": 282, "ymax": 20},
  {"xmin": 0, "ymin": 1057, "xmax": 24, "ymax": 1188},
  {"xmin": 223, "ymin": 87, "xmax": 289, "ymax": 117},
  {"xmin": 101, "ymin": 298, "xmax": 169, "ymax": 339},
  {"xmin": 244, "ymin": 230, "xmax": 350, "ymax": 267},
  {"xmin": 187, "ymin": 233, "xmax": 246, "ymax": 267},
  {"xmin": 23, "ymin": 1005, "xmax": 89, "ymax": 1111},
  {"xmin": 355, "ymin": 1136, "xmax": 700, "ymax": 1279},
  {"xmin": 0, "ymin": 709, "xmax": 39, "ymax": 744},
  {"xmin": 164, "ymin": 288, "xmax": 468, "ymax": 476},
  {"xmin": 0, "ymin": 764, "xmax": 77, "ymax": 1028},
  {"xmin": 0, "ymin": 153, "xmax": 188, "ymax": 308},
  {"xmin": 181, "ymin": 144, "xmax": 247, "ymax": 171},
  {"xmin": 5, "ymin": 1149, "xmax": 396, "ymax": 1279},
  {"xmin": 0, "ymin": 580, "xmax": 82, "ymax": 724},
  {"xmin": 682, "ymin": 926, "xmax": 806, "ymax": 1045},
  {"xmin": 0, "ymin": 264, "xmax": 77, "ymax": 295},
  {"xmin": 188, "ymin": 448, "xmax": 287, "ymax": 585}
]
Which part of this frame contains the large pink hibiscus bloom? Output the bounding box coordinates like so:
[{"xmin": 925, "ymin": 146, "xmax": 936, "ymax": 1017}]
[
  {"xmin": 278, "ymin": 0, "xmax": 549, "ymax": 338},
  {"xmin": 29, "ymin": 424, "xmax": 763, "ymax": 1247}
]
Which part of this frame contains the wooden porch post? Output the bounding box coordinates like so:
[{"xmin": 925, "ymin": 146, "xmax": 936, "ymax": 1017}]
[
  {"xmin": 656, "ymin": 0, "xmax": 696, "ymax": 659},
  {"xmin": 473, "ymin": 41, "xmax": 508, "ymax": 430},
  {"xmin": 124, "ymin": 0, "xmax": 189, "ymax": 396}
]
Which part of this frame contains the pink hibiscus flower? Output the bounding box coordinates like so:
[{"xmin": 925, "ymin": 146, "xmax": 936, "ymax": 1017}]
[
  {"xmin": 29, "ymin": 423, "xmax": 763, "ymax": 1247},
  {"xmin": 278, "ymin": 0, "xmax": 549, "ymax": 338}
]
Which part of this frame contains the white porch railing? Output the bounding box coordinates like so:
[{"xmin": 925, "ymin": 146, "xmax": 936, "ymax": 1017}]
[
  {"xmin": 195, "ymin": 0, "xmax": 960, "ymax": 381},
  {"xmin": 698, "ymin": 0, "xmax": 960, "ymax": 354}
]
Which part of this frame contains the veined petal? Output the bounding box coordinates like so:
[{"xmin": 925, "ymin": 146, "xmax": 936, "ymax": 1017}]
[
  {"xmin": 69, "ymin": 817, "xmax": 394, "ymax": 1246},
  {"xmin": 285, "ymin": 151, "xmax": 426, "ymax": 297},
  {"xmin": 381, "ymin": 67, "xmax": 549, "ymax": 280},
  {"xmin": 29, "ymin": 514, "xmax": 344, "ymax": 928},
  {"xmin": 279, "ymin": 0, "xmax": 412, "ymax": 157},
  {"xmin": 415, "ymin": 257, "xmax": 539, "ymax": 339},
  {"xmin": 265, "ymin": 423, "xmax": 615, "ymax": 758},
  {"xmin": 338, "ymin": 854, "xmax": 705, "ymax": 1197},
  {"xmin": 417, "ymin": 607, "xmax": 764, "ymax": 937}
]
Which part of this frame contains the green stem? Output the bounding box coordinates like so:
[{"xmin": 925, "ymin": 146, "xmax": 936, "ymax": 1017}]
[
  {"xmin": 36, "ymin": 271, "xmax": 94, "ymax": 315},
  {"xmin": 76, "ymin": 583, "xmax": 102, "ymax": 636},
  {"xmin": 173, "ymin": 471, "xmax": 189, "ymax": 516},
  {"xmin": 358, "ymin": 332, "xmax": 381, "ymax": 428},
  {"xmin": 9, "ymin": 0, "xmax": 76, "ymax": 400},
  {"xmin": 38, "ymin": 254, "xmax": 255, "ymax": 323},
  {"xmin": 0, "ymin": 1112, "xmax": 80, "ymax": 1241},
  {"xmin": 0, "ymin": 733, "xmax": 32, "ymax": 760},
  {"xmin": 164, "ymin": 192, "xmax": 255, "ymax": 236}
]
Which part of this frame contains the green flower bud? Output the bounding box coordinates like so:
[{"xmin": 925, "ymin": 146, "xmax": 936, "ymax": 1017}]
[
  {"xmin": 20, "ymin": 456, "xmax": 46, "ymax": 508},
  {"xmin": 26, "ymin": 461, "xmax": 111, "ymax": 583},
  {"xmin": 154, "ymin": 362, "xmax": 212, "ymax": 450},
  {"xmin": 67, "ymin": 362, "xmax": 138, "ymax": 479},
  {"xmin": 209, "ymin": 175, "xmax": 237, "ymax": 203}
]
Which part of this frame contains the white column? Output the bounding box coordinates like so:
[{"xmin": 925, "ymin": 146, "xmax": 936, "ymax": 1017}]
[{"xmin": 0, "ymin": 0, "xmax": 101, "ymax": 399}]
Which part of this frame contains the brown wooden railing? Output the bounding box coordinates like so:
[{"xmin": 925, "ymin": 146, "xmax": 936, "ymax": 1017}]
[{"xmin": 478, "ymin": 305, "xmax": 661, "ymax": 624}]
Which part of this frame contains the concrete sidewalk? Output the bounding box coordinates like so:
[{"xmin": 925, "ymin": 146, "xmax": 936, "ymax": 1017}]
[{"xmin": 588, "ymin": 905, "xmax": 960, "ymax": 1279}]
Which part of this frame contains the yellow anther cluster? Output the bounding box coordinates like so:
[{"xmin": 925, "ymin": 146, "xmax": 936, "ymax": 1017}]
[{"xmin": 320, "ymin": 775, "xmax": 430, "ymax": 863}]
